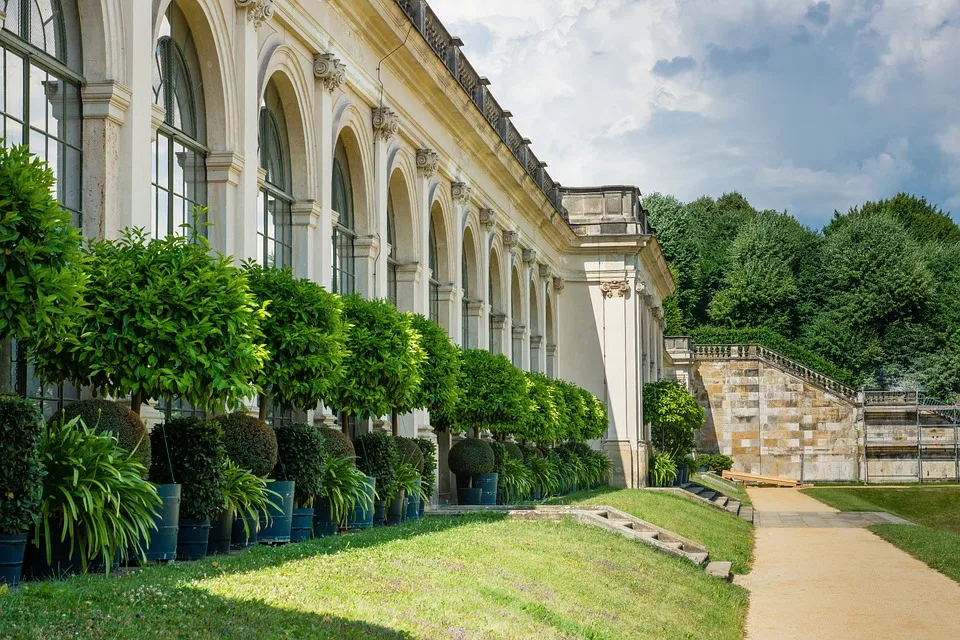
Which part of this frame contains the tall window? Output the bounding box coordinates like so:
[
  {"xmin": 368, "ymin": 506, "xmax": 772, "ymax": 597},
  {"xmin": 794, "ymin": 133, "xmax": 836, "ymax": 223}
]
[
  {"xmin": 461, "ymin": 255, "xmax": 469, "ymax": 348},
  {"xmin": 386, "ymin": 193, "xmax": 398, "ymax": 306},
  {"xmin": 257, "ymin": 81, "xmax": 292, "ymax": 267},
  {"xmin": 152, "ymin": 3, "xmax": 207, "ymax": 238},
  {"xmin": 1, "ymin": 0, "xmax": 83, "ymax": 417},
  {"xmin": 331, "ymin": 139, "xmax": 355, "ymax": 294},
  {"xmin": 428, "ymin": 218, "xmax": 440, "ymax": 323}
]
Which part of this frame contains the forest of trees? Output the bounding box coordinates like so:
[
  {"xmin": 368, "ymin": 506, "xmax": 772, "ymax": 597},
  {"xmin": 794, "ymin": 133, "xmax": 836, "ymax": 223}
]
[{"xmin": 647, "ymin": 192, "xmax": 960, "ymax": 401}]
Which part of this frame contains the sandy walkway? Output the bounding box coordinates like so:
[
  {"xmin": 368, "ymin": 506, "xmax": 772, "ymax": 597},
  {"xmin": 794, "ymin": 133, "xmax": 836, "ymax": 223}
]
[{"xmin": 738, "ymin": 488, "xmax": 960, "ymax": 639}]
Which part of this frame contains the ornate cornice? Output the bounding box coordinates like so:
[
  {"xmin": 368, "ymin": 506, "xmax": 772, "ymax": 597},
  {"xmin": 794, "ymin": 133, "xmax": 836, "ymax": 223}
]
[
  {"xmin": 451, "ymin": 182, "xmax": 472, "ymax": 204},
  {"xmin": 235, "ymin": 0, "xmax": 274, "ymax": 29},
  {"xmin": 503, "ymin": 230, "xmax": 520, "ymax": 249},
  {"xmin": 372, "ymin": 107, "xmax": 399, "ymax": 141},
  {"xmin": 416, "ymin": 148, "xmax": 439, "ymax": 178},
  {"xmin": 479, "ymin": 208, "xmax": 496, "ymax": 230},
  {"xmin": 522, "ymin": 248, "xmax": 538, "ymax": 265},
  {"xmin": 313, "ymin": 53, "xmax": 346, "ymax": 92},
  {"xmin": 553, "ymin": 276, "xmax": 565, "ymax": 293},
  {"xmin": 601, "ymin": 280, "xmax": 630, "ymax": 298}
]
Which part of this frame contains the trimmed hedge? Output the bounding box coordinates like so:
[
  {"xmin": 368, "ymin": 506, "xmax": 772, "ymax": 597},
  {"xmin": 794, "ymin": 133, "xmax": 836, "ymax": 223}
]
[
  {"xmin": 213, "ymin": 412, "xmax": 277, "ymax": 478},
  {"xmin": 319, "ymin": 426, "xmax": 355, "ymax": 460},
  {"xmin": 504, "ymin": 442, "xmax": 523, "ymax": 461},
  {"xmin": 0, "ymin": 395, "xmax": 44, "ymax": 534},
  {"xmin": 149, "ymin": 417, "xmax": 227, "ymax": 521},
  {"xmin": 272, "ymin": 423, "xmax": 326, "ymax": 507},
  {"xmin": 52, "ymin": 399, "xmax": 151, "ymax": 471},
  {"xmin": 448, "ymin": 438, "xmax": 494, "ymax": 477},
  {"xmin": 396, "ymin": 437, "xmax": 424, "ymax": 474}
]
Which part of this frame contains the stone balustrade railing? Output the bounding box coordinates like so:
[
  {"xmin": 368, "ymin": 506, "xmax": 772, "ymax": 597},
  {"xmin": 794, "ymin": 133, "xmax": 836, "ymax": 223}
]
[
  {"xmin": 863, "ymin": 390, "xmax": 918, "ymax": 406},
  {"xmin": 394, "ymin": 0, "xmax": 566, "ymax": 219}
]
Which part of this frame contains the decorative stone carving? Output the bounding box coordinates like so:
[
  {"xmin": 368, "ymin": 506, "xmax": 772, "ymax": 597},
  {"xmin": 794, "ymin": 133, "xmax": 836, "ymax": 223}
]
[
  {"xmin": 451, "ymin": 182, "xmax": 472, "ymax": 204},
  {"xmin": 635, "ymin": 280, "xmax": 647, "ymax": 295},
  {"xmin": 313, "ymin": 53, "xmax": 346, "ymax": 92},
  {"xmin": 235, "ymin": 0, "xmax": 274, "ymax": 29},
  {"xmin": 643, "ymin": 293, "xmax": 653, "ymax": 307},
  {"xmin": 416, "ymin": 148, "xmax": 438, "ymax": 178},
  {"xmin": 601, "ymin": 280, "xmax": 630, "ymax": 298},
  {"xmin": 522, "ymin": 248, "xmax": 538, "ymax": 265},
  {"xmin": 553, "ymin": 276, "xmax": 565, "ymax": 293},
  {"xmin": 372, "ymin": 107, "xmax": 399, "ymax": 141},
  {"xmin": 479, "ymin": 208, "xmax": 496, "ymax": 230},
  {"xmin": 503, "ymin": 230, "xmax": 520, "ymax": 248},
  {"xmin": 538, "ymin": 264, "xmax": 552, "ymax": 279}
]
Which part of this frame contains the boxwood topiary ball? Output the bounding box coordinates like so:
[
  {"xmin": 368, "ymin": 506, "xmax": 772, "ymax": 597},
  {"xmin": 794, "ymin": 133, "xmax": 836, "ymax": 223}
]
[
  {"xmin": 213, "ymin": 412, "xmax": 278, "ymax": 478},
  {"xmin": 521, "ymin": 444, "xmax": 543, "ymax": 462},
  {"xmin": 52, "ymin": 399, "xmax": 151, "ymax": 471},
  {"xmin": 489, "ymin": 441, "xmax": 506, "ymax": 473},
  {"xmin": 504, "ymin": 442, "xmax": 523, "ymax": 462},
  {"xmin": 319, "ymin": 426, "xmax": 355, "ymax": 460},
  {"xmin": 396, "ymin": 436, "xmax": 424, "ymax": 474},
  {"xmin": 448, "ymin": 438, "xmax": 495, "ymax": 477}
]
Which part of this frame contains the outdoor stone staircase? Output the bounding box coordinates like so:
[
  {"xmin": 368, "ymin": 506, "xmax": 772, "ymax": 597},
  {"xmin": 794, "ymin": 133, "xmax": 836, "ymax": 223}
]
[{"xmin": 678, "ymin": 480, "xmax": 754, "ymax": 524}]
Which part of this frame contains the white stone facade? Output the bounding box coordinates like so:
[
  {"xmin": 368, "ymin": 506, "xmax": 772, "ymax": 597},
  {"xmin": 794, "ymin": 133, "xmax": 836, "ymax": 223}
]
[{"xmin": 1, "ymin": 0, "xmax": 672, "ymax": 490}]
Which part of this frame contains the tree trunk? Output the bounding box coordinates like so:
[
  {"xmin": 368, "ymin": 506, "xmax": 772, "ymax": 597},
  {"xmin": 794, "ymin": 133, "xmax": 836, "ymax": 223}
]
[
  {"xmin": 391, "ymin": 412, "xmax": 399, "ymax": 437},
  {"xmin": 130, "ymin": 391, "xmax": 142, "ymax": 417},
  {"xmin": 258, "ymin": 394, "xmax": 268, "ymax": 422}
]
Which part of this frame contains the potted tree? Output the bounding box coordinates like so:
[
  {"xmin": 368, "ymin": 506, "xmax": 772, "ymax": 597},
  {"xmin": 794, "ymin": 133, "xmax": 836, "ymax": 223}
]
[
  {"xmin": 448, "ymin": 438, "xmax": 495, "ymax": 505},
  {"xmin": 0, "ymin": 396, "xmax": 45, "ymax": 585},
  {"xmin": 415, "ymin": 438, "xmax": 437, "ymax": 517},
  {"xmin": 215, "ymin": 461, "xmax": 277, "ymax": 553},
  {"xmin": 408, "ymin": 314, "xmax": 461, "ymax": 425},
  {"xmin": 213, "ymin": 412, "xmax": 277, "ymax": 547},
  {"xmin": 314, "ymin": 427, "xmax": 358, "ymax": 537},
  {"xmin": 266, "ymin": 423, "xmax": 325, "ymax": 543},
  {"xmin": 394, "ymin": 437, "xmax": 424, "ymax": 523},
  {"xmin": 643, "ymin": 380, "xmax": 704, "ymax": 486},
  {"xmin": 353, "ymin": 432, "xmax": 399, "ymax": 527},
  {"xmin": 149, "ymin": 417, "xmax": 227, "ymax": 561}
]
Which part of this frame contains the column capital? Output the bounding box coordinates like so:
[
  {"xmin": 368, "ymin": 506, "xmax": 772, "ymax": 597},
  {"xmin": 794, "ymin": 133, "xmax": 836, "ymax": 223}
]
[
  {"xmin": 530, "ymin": 334, "xmax": 543, "ymax": 348},
  {"xmin": 538, "ymin": 263, "xmax": 552, "ymax": 279},
  {"xmin": 490, "ymin": 312, "xmax": 507, "ymax": 329},
  {"xmin": 503, "ymin": 230, "xmax": 520, "ymax": 249},
  {"xmin": 601, "ymin": 280, "xmax": 630, "ymax": 298},
  {"xmin": 512, "ymin": 324, "xmax": 527, "ymax": 339},
  {"xmin": 416, "ymin": 148, "xmax": 439, "ymax": 178},
  {"xmin": 206, "ymin": 151, "xmax": 245, "ymax": 187},
  {"xmin": 451, "ymin": 181, "xmax": 472, "ymax": 204},
  {"xmin": 291, "ymin": 200, "xmax": 322, "ymax": 229},
  {"xmin": 553, "ymin": 276, "xmax": 565, "ymax": 293},
  {"xmin": 313, "ymin": 53, "xmax": 346, "ymax": 92},
  {"xmin": 235, "ymin": 0, "xmax": 275, "ymax": 29},
  {"xmin": 81, "ymin": 81, "xmax": 131, "ymax": 126},
  {"xmin": 372, "ymin": 106, "xmax": 399, "ymax": 141},
  {"xmin": 479, "ymin": 208, "xmax": 497, "ymax": 230},
  {"xmin": 396, "ymin": 262, "xmax": 423, "ymax": 281},
  {"xmin": 522, "ymin": 248, "xmax": 538, "ymax": 265}
]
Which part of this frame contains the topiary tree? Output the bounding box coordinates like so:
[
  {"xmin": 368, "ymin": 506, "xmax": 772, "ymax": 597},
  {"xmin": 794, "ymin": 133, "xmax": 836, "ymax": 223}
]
[
  {"xmin": 521, "ymin": 444, "xmax": 543, "ymax": 462},
  {"xmin": 149, "ymin": 417, "xmax": 227, "ymax": 521},
  {"xmin": 448, "ymin": 438, "xmax": 494, "ymax": 484},
  {"xmin": 415, "ymin": 437, "xmax": 438, "ymax": 500},
  {"xmin": 446, "ymin": 349, "xmax": 529, "ymax": 438},
  {"xmin": 327, "ymin": 295, "xmax": 425, "ymax": 423},
  {"xmin": 643, "ymin": 380, "xmax": 704, "ymax": 458},
  {"xmin": 490, "ymin": 440, "xmax": 506, "ymax": 475},
  {"xmin": 556, "ymin": 380, "xmax": 588, "ymax": 443},
  {"xmin": 319, "ymin": 426, "xmax": 355, "ymax": 460},
  {"xmin": 212, "ymin": 412, "xmax": 277, "ymax": 478},
  {"xmin": 272, "ymin": 423, "xmax": 326, "ymax": 507},
  {"xmin": 408, "ymin": 314, "xmax": 460, "ymax": 417},
  {"xmin": 31, "ymin": 227, "xmax": 268, "ymax": 416},
  {"xmin": 0, "ymin": 395, "xmax": 44, "ymax": 536},
  {"xmin": 51, "ymin": 399, "xmax": 151, "ymax": 471},
  {"xmin": 244, "ymin": 264, "xmax": 348, "ymax": 420},
  {"xmin": 517, "ymin": 372, "xmax": 558, "ymax": 444},
  {"xmin": 353, "ymin": 432, "xmax": 399, "ymax": 499},
  {"xmin": 0, "ymin": 145, "xmax": 86, "ymax": 355},
  {"xmin": 504, "ymin": 442, "xmax": 523, "ymax": 461},
  {"xmin": 583, "ymin": 391, "xmax": 608, "ymax": 442},
  {"xmin": 396, "ymin": 436, "xmax": 424, "ymax": 474}
]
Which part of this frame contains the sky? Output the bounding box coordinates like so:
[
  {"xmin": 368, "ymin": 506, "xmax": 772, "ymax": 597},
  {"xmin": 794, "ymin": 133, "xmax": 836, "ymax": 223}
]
[{"xmin": 427, "ymin": 0, "xmax": 960, "ymax": 228}]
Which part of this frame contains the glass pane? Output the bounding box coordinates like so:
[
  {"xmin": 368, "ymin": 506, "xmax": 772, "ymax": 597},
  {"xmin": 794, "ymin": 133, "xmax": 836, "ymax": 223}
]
[
  {"xmin": 28, "ymin": 62, "xmax": 46, "ymax": 131},
  {"xmin": 172, "ymin": 141, "xmax": 185, "ymax": 195},
  {"xmin": 4, "ymin": 49, "xmax": 23, "ymax": 121},
  {"xmin": 156, "ymin": 134, "xmax": 169, "ymax": 189},
  {"xmin": 155, "ymin": 186, "xmax": 168, "ymax": 237}
]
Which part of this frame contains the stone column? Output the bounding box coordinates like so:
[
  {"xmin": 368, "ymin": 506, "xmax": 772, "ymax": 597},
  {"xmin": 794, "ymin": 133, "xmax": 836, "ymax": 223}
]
[
  {"xmin": 117, "ymin": 0, "xmax": 152, "ymax": 232},
  {"xmin": 354, "ymin": 235, "xmax": 380, "ymax": 297},
  {"xmin": 451, "ymin": 182, "xmax": 471, "ymax": 345},
  {"xmin": 520, "ymin": 248, "xmax": 537, "ymax": 371},
  {"xmin": 291, "ymin": 200, "xmax": 321, "ymax": 280},
  {"xmin": 396, "ymin": 263, "xmax": 421, "ymax": 314},
  {"xmin": 512, "ymin": 324, "xmax": 526, "ymax": 368},
  {"xmin": 416, "ymin": 149, "xmax": 439, "ymax": 313},
  {"xmin": 313, "ymin": 53, "xmax": 346, "ymax": 289},
  {"xmin": 537, "ymin": 265, "xmax": 549, "ymax": 374},
  {"xmin": 80, "ymin": 81, "xmax": 131, "ymax": 239},
  {"xmin": 489, "ymin": 313, "xmax": 507, "ymax": 355},
  {"xmin": 529, "ymin": 335, "xmax": 543, "ymax": 373},
  {"xmin": 465, "ymin": 301, "xmax": 483, "ymax": 350},
  {"xmin": 546, "ymin": 344, "xmax": 557, "ymax": 379},
  {"xmin": 478, "ymin": 209, "xmax": 496, "ymax": 351},
  {"xmin": 372, "ymin": 107, "xmax": 399, "ymax": 299},
  {"xmin": 437, "ymin": 284, "xmax": 458, "ymax": 340}
]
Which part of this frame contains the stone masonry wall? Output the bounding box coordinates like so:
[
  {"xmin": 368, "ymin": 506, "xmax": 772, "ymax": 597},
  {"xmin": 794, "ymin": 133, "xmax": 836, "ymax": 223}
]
[{"xmin": 692, "ymin": 359, "xmax": 860, "ymax": 482}]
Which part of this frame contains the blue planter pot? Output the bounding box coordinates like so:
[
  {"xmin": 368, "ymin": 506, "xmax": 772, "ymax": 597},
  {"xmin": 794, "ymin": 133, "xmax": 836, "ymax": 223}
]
[
  {"xmin": 176, "ymin": 518, "xmax": 210, "ymax": 561},
  {"xmin": 231, "ymin": 510, "xmax": 258, "ymax": 550},
  {"xmin": 347, "ymin": 476, "xmax": 376, "ymax": 530},
  {"xmin": 259, "ymin": 480, "xmax": 295, "ymax": 544},
  {"xmin": 312, "ymin": 497, "xmax": 338, "ymax": 538},
  {"xmin": 476, "ymin": 473, "xmax": 499, "ymax": 505},
  {"xmin": 0, "ymin": 532, "xmax": 26, "ymax": 586},
  {"xmin": 418, "ymin": 499, "xmax": 425, "ymax": 519},
  {"xmin": 458, "ymin": 487, "xmax": 483, "ymax": 505},
  {"xmin": 372, "ymin": 500, "xmax": 387, "ymax": 527},
  {"xmin": 386, "ymin": 490, "xmax": 406, "ymax": 526},
  {"xmin": 290, "ymin": 508, "xmax": 313, "ymax": 542},
  {"xmin": 141, "ymin": 483, "xmax": 180, "ymax": 562},
  {"xmin": 206, "ymin": 508, "xmax": 234, "ymax": 556},
  {"xmin": 405, "ymin": 479, "xmax": 422, "ymax": 521}
]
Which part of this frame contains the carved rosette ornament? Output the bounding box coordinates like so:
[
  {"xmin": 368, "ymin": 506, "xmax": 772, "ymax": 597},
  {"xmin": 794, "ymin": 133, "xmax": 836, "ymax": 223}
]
[
  {"xmin": 416, "ymin": 149, "xmax": 438, "ymax": 178},
  {"xmin": 372, "ymin": 107, "xmax": 399, "ymax": 141},
  {"xmin": 503, "ymin": 230, "xmax": 520, "ymax": 249},
  {"xmin": 538, "ymin": 264, "xmax": 552, "ymax": 279},
  {"xmin": 235, "ymin": 0, "xmax": 274, "ymax": 29},
  {"xmin": 553, "ymin": 276, "xmax": 565, "ymax": 293},
  {"xmin": 313, "ymin": 53, "xmax": 346, "ymax": 92},
  {"xmin": 522, "ymin": 248, "xmax": 538, "ymax": 265},
  {"xmin": 479, "ymin": 208, "xmax": 496, "ymax": 230},
  {"xmin": 635, "ymin": 280, "xmax": 647, "ymax": 295},
  {"xmin": 451, "ymin": 182, "xmax": 472, "ymax": 204},
  {"xmin": 601, "ymin": 280, "xmax": 630, "ymax": 298}
]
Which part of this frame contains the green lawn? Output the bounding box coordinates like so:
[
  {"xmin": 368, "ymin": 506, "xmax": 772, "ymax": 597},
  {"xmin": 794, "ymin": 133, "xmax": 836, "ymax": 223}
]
[
  {"xmin": 0, "ymin": 513, "xmax": 747, "ymax": 639},
  {"xmin": 803, "ymin": 486, "xmax": 960, "ymax": 583},
  {"xmin": 547, "ymin": 488, "xmax": 754, "ymax": 574}
]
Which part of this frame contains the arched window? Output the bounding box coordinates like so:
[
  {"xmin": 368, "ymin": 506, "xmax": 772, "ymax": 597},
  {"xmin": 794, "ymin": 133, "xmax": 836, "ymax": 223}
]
[
  {"xmin": 1, "ymin": 0, "xmax": 83, "ymax": 417},
  {"xmin": 331, "ymin": 139, "xmax": 355, "ymax": 294},
  {"xmin": 386, "ymin": 192, "xmax": 398, "ymax": 306},
  {"xmin": 461, "ymin": 251, "xmax": 470, "ymax": 348},
  {"xmin": 428, "ymin": 217, "xmax": 440, "ymax": 323},
  {"xmin": 152, "ymin": 3, "xmax": 207, "ymax": 238},
  {"xmin": 257, "ymin": 81, "xmax": 292, "ymax": 267}
]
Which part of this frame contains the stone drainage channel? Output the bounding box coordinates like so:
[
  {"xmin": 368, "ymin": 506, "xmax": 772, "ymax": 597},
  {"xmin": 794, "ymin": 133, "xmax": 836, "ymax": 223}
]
[{"xmin": 428, "ymin": 504, "xmax": 734, "ymax": 581}]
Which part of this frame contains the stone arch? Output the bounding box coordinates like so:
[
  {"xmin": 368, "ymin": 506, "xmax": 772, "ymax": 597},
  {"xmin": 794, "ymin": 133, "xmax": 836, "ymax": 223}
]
[
  {"xmin": 488, "ymin": 243, "xmax": 505, "ymax": 315},
  {"xmin": 77, "ymin": 0, "xmax": 123, "ymax": 81},
  {"xmin": 429, "ymin": 182, "xmax": 454, "ymax": 284},
  {"xmin": 386, "ymin": 148, "xmax": 419, "ymax": 263},
  {"xmin": 332, "ymin": 99, "xmax": 374, "ymax": 236},
  {"xmin": 461, "ymin": 223, "xmax": 481, "ymax": 300}
]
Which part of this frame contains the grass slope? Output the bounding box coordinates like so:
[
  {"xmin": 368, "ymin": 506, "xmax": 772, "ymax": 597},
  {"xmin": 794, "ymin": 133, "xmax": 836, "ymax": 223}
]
[
  {"xmin": 547, "ymin": 488, "xmax": 754, "ymax": 574},
  {"xmin": 803, "ymin": 486, "xmax": 960, "ymax": 584},
  {"xmin": 0, "ymin": 514, "xmax": 747, "ymax": 639}
]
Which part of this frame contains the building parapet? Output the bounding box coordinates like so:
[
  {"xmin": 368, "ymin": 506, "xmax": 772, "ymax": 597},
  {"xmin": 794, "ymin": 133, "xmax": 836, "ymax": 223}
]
[{"xmin": 559, "ymin": 185, "xmax": 651, "ymax": 237}]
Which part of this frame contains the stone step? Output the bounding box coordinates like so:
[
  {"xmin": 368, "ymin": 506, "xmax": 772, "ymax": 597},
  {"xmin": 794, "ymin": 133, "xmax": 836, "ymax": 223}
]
[
  {"xmin": 686, "ymin": 485, "xmax": 704, "ymax": 495},
  {"xmin": 660, "ymin": 541, "xmax": 684, "ymax": 550},
  {"xmin": 725, "ymin": 500, "xmax": 742, "ymax": 515},
  {"xmin": 699, "ymin": 490, "xmax": 717, "ymax": 500},
  {"xmin": 712, "ymin": 495, "xmax": 729, "ymax": 508},
  {"xmin": 739, "ymin": 506, "xmax": 754, "ymax": 522},
  {"xmin": 705, "ymin": 561, "xmax": 733, "ymax": 582}
]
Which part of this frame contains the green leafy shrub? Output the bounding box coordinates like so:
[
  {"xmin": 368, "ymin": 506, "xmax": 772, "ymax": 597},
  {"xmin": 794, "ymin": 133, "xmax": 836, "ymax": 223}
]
[
  {"xmin": 709, "ymin": 454, "xmax": 734, "ymax": 474},
  {"xmin": 213, "ymin": 412, "xmax": 277, "ymax": 478},
  {"xmin": 528, "ymin": 455, "xmax": 560, "ymax": 497},
  {"xmin": 221, "ymin": 461, "xmax": 278, "ymax": 541},
  {"xmin": 694, "ymin": 454, "xmax": 713, "ymax": 470},
  {"xmin": 328, "ymin": 295, "xmax": 426, "ymax": 420},
  {"xmin": 517, "ymin": 372, "xmax": 558, "ymax": 443},
  {"xmin": 409, "ymin": 314, "xmax": 460, "ymax": 415},
  {"xmin": 52, "ymin": 399, "xmax": 151, "ymax": 471},
  {"xmin": 149, "ymin": 417, "xmax": 227, "ymax": 521},
  {"xmin": 244, "ymin": 264, "xmax": 347, "ymax": 416},
  {"xmin": 0, "ymin": 144, "xmax": 86, "ymax": 349},
  {"xmin": 36, "ymin": 417, "xmax": 161, "ymax": 572},
  {"xmin": 643, "ymin": 380, "xmax": 704, "ymax": 458},
  {"xmin": 552, "ymin": 379, "xmax": 589, "ymax": 443},
  {"xmin": 415, "ymin": 438, "xmax": 437, "ymax": 499},
  {"xmin": 521, "ymin": 444, "xmax": 543, "ymax": 462},
  {"xmin": 320, "ymin": 455, "xmax": 373, "ymax": 527},
  {"xmin": 272, "ymin": 423, "xmax": 325, "ymax": 507},
  {"xmin": 396, "ymin": 437, "xmax": 424, "ymax": 474},
  {"xmin": 445, "ymin": 350, "xmax": 529, "ymax": 436},
  {"xmin": 393, "ymin": 462, "xmax": 427, "ymax": 503},
  {"xmin": 583, "ymin": 391, "xmax": 608, "ymax": 441},
  {"xmin": 353, "ymin": 432, "xmax": 399, "ymax": 501},
  {"xmin": 32, "ymin": 227, "xmax": 268, "ymax": 416},
  {"xmin": 0, "ymin": 395, "xmax": 44, "ymax": 534},
  {"xmin": 319, "ymin": 426, "xmax": 355, "ymax": 460},
  {"xmin": 504, "ymin": 442, "xmax": 523, "ymax": 461},
  {"xmin": 448, "ymin": 438, "xmax": 494, "ymax": 478},
  {"xmin": 490, "ymin": 441, "xmax": 506, "ymax": 474},
  {"xmin": 499, "ymin": 455, "xmax": 533, "ymax": 504},
  {"xmin": 650, "ymin": 452, "xmax": 679, "ymax": 487}
]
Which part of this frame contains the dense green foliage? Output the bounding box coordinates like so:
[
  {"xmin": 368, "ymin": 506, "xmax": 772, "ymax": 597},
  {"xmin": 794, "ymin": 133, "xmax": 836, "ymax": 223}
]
[
  {"xmin": 353, "ymin": 432, "xmax": 399, "ymax": 500},
  {"xmin": 272, "ymin": 423, "xmax": 326, "ymax": 507},
  {"xmin": 409, "ymin": 314, "xmax": 461, "ymax": 415},
  {"xmin": 647, "ymin": 191, "xmax": 960, "ymax": 400},
  {"xmin": 327, "ymin": 295, "xmax": 425, "ymax": 419},
  {"xmin": 36, "ymin": 416, "xmax": 161, "ymax": 571},
  {"xmin": 448, "ymin": 438, "xmax": 495, "ymax": 477},
  {"xmin": 319, "ymin": 455, "xmax": 374, "ymax": 527},
  {"xmin": 213, "ymin": 412, "xmax": 277, "ymax": 478},
  {"xmin": 395, "ymin": 436, "xmax": 424, "ymax": 474},
  {"xmin": 318, "ymin": 426, "xmax": 355, "ymax": 460},
  {"xmin": 149, "ymin": 417, "xmax": 227, "ymax": 521},
  {"xmin": 518, "ymin": 372, "xmax": 558, "ymax": 443},
  {"xmin": 643, "ymin": 380, "xmax": 704, "ymax": 456},
  {"xmin": 244, "ymin": 264, "xmax": 347, "ymax": 414},
  {"xmin": 220, "ymin": 461, "xmax": 276, "ymax": 542},
  {"xmin": 0, "ymin": 144, "xmax": 86, "ymax": 349},
  {"xmin": 52, "ymin": 399, "xmax": 151, "ymax": 471},
  {"xmin": 447, "ymin": 349, "xmax": 529, "ymax": 436},
  {"xmin": 415, "ymin": 437, "xmax": 437, "ymax": 499},
  {"xmin": 0, "ymin": 395, "xmax": 44, "ymax": 534},
  {"xmin": 32, "ymin": 228, "xmax": 268, "ymax": 414}
]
